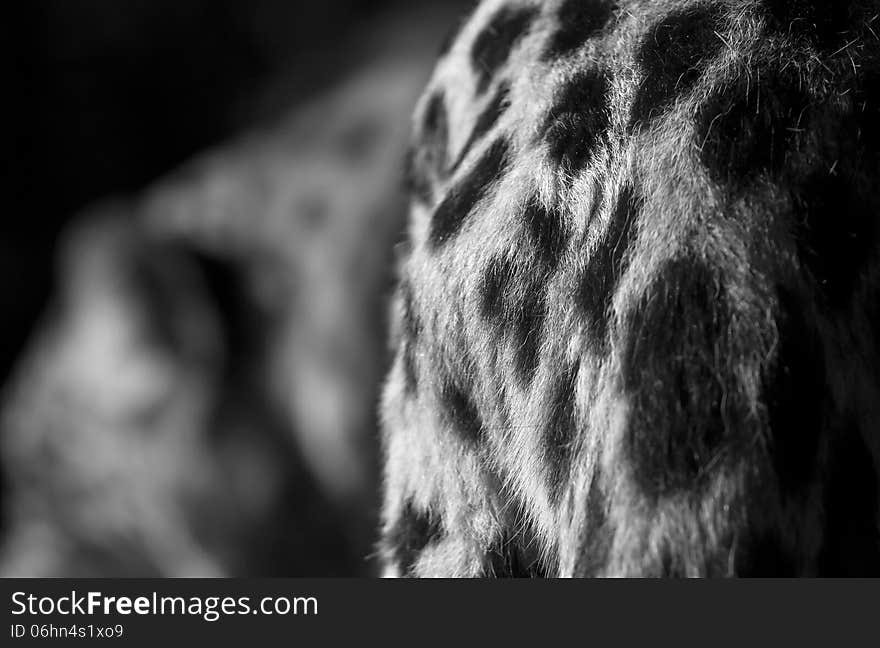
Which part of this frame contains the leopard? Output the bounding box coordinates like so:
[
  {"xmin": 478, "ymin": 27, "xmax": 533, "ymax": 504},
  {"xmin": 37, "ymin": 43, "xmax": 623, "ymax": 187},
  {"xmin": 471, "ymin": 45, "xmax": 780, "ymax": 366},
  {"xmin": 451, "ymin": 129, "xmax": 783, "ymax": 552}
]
[
  {"xmin": 380, "ymin": 0, "xmax": 880, "ymax": 577},
  {"xmin": 0, "ymin": 4, "xmax": 466, "ymax": 576}
]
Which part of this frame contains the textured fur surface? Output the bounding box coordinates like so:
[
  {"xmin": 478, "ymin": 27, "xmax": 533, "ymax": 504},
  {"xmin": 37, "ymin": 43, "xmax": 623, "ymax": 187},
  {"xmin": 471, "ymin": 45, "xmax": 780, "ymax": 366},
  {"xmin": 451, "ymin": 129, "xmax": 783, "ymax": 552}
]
[{"xmin": 381, "ymin": 0, "xmax": 880, "ymax": 576}]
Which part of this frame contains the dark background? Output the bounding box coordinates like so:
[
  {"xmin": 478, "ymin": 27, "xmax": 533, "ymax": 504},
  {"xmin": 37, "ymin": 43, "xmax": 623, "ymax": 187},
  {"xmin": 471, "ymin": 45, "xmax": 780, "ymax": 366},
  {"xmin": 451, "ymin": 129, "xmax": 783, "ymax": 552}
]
[{"xmin": 8, "ymin": 0, "xmax": 457, "ymax": 386}]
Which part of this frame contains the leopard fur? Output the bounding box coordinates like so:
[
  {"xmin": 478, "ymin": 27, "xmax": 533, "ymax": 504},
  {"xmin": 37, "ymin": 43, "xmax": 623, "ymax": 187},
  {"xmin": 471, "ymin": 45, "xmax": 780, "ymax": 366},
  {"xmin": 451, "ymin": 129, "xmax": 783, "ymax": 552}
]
[
  {"xmin": 380, "ymin": 0, "xmax": 880, "ymax": 577},
  {"xmin": 0, "ymin": 7, "xmax": 454, "ymax": 575}
]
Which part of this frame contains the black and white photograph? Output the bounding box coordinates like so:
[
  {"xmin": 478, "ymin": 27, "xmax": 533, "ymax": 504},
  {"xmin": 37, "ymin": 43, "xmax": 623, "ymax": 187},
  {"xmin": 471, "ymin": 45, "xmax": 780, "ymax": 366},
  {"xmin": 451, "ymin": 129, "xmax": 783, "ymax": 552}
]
[{"xmin": 5, "ymin": 0, "xmax": 880, "ymax": 585}]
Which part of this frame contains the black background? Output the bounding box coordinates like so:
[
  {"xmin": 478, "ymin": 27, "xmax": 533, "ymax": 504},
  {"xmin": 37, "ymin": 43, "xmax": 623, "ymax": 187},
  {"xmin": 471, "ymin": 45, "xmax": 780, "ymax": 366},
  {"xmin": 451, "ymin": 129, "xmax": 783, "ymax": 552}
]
[{"xmin": 8, "ymin": 0, "xmax": 450, "ymax": 385}]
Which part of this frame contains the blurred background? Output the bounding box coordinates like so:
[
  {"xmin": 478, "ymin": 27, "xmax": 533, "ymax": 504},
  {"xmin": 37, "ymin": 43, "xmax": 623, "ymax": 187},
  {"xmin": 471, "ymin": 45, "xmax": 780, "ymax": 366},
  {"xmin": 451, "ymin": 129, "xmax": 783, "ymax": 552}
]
[{"xmin": 4, "ymin": 0, "xmax": 470, "ymax": 576}]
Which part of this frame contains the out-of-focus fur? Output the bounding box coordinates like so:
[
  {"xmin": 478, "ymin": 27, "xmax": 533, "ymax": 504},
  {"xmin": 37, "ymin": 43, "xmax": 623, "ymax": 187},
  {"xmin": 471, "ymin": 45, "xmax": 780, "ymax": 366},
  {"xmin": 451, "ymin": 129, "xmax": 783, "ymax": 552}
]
[{"xmin": 0, "ymin": 7, "xmax": 461, "ymax": 576}]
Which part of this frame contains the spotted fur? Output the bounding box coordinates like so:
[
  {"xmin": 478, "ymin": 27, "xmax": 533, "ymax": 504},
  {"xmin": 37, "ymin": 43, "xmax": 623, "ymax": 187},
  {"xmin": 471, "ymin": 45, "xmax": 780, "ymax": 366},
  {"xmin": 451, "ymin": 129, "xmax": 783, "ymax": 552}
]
[
  {"xmin": 381, "ymin": 0, "xmax": 880, "ymax": 577},
  {"xmin": 0, "ymin": 9, "xmax": 452, "ymax": 575}
]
